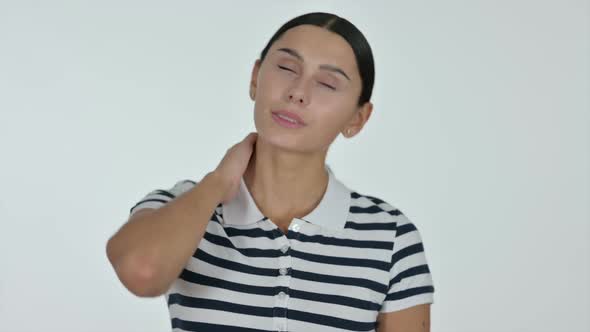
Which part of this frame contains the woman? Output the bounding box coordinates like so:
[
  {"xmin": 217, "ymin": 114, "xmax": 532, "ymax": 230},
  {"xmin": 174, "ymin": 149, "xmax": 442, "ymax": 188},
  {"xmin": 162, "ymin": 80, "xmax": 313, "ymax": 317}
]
[{"xmin": 107, "ymin": 12, "xmax": 435, "ymax": 332}]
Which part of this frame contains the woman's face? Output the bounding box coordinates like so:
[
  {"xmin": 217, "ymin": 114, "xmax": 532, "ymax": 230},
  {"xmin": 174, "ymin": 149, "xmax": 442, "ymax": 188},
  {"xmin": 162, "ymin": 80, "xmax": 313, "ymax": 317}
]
[{"xmin": 250, "ymin": 24, "xmax": 372, "ymax": 154}]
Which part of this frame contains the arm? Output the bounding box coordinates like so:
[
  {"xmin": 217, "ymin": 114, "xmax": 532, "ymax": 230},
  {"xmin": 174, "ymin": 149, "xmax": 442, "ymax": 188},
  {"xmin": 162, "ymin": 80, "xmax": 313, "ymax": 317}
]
[
  {"xmin": 106, "ymin": 171, "xmax": 228, "ymax": 297},
  {"xmin": 376, "ymin": 303, "xmax": 431, "ymax": 332},
  {"xmin": 377, "ymin": 209, "xmax": 435, "ymax": 331}
]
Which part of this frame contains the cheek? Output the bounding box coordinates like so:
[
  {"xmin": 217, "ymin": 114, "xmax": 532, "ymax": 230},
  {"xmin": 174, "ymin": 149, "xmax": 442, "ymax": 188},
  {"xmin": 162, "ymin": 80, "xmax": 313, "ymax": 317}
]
[
  {"xmin": 257, "ymin": 70, "xmax": 288, "ymax": 99},
  {"xmin": 316, "ymin": 107, "xmax": 353, "ymax": 133}
]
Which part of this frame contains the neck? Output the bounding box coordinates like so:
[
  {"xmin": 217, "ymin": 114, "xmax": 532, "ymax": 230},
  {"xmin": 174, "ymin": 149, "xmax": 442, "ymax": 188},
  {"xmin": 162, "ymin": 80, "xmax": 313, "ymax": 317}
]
[{"xmin": 243, "ymin": 136, "xmax": 329, "ymax": 222}]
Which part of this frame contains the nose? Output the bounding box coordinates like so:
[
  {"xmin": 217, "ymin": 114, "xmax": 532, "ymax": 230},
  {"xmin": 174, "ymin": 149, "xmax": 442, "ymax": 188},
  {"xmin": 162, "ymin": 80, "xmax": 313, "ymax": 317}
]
[
  {"xmin": 288, "ymin": 93, "xmax": 305, "ymax": 105},
  {"xmin": 286, "ymin": 80, "xmax": 309, "ymax": 107}
]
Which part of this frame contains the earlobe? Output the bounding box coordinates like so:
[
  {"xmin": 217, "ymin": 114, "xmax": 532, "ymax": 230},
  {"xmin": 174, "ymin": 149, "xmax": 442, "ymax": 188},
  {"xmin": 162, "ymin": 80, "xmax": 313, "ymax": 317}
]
[
  {"xmin": 343, "ymin": 128, "xmax": 354, "ymax": 138},
  {"xmin": 343, "ymin": 102, "xmax": 373, "ymax": 138}
]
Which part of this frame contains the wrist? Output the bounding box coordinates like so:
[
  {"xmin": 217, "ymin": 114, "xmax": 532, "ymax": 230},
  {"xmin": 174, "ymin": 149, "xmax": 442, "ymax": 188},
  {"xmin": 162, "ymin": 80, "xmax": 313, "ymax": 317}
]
[{"xmin": 204, "ymin": 170, "xmax": 231, "ymax": 202}]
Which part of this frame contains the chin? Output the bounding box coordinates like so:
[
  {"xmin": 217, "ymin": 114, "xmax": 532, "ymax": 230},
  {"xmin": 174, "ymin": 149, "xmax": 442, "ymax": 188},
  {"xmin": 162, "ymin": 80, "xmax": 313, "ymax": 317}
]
[
  {"xmin": 259, "ymin": 128, "xmax": 306, "ymax": 151},
  {"xmin": 254, "ymin": 109, "xmax": 318, "ymax": 153}
]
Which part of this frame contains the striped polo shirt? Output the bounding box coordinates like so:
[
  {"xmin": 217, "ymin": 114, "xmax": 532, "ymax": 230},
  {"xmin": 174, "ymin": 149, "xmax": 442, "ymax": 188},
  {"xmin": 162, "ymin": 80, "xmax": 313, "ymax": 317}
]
[{"xmin": 129, "ymin": 165, "xmax": 435, "ymax": 331}]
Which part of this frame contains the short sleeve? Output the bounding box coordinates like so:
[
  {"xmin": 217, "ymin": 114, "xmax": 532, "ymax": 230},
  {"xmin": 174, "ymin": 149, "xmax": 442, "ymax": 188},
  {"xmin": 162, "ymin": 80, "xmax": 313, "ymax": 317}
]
[
  {"xmin": 380, "ymin": 213, "xmax": 435, "ymax": 313},
  {"xmin": 128, "ymin": 179, "xmax": 197, "ymax": 217}
]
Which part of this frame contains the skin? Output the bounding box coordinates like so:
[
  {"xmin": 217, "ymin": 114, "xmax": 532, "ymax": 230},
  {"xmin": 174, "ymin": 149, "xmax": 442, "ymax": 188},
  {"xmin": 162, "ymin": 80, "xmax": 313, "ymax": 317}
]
[
  {"xmin": 217, "ymin": 24, "xmax": 430, "ymax": 331},
  {"xmin": 376, "ymin": 303, "xmax": 431, "ymax": 332},
  {"xmin": 246, "ymin": 24, "xmax": 372, "ymax": 233}
]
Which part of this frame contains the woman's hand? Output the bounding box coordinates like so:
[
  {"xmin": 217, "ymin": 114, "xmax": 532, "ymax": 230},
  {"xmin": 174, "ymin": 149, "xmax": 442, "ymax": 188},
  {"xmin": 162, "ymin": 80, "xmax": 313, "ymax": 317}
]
[{"xmin": 213, "ymin": 132, "xmax": 258, "ymax": 203}]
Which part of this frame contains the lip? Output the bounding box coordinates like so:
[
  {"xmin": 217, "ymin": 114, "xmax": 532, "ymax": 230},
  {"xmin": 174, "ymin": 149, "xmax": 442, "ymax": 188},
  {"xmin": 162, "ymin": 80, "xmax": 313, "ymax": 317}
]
[
  {"xmin": 271, "ymin": 110, "xmax": 306, "ymax": 126},
  {"xmin": 272, "ymin": 112, "xmax": 305, "ymax": 129}
]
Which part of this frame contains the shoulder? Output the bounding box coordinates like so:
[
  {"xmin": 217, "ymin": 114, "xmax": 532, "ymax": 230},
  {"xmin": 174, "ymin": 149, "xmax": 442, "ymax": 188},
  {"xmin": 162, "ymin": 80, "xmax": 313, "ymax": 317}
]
[
  {"xmin": 167, "ymin": 179, "xmax": 198, "ymax": 197},
  {"xmin": 347, "ymin": 190, "xmax": 430, "ymax": 256},
  {"xmin": 145, "ymin": 179, "xmax": 198, "ymax": 199},
  {"xmin": 128, "ymin": 179, "xmax": 198, "ymax": 216},
  {"xmin": 347, "ymin": 190, "xmax": 416, "ymax": 233},
  {"xmin": 352, "ymin": 192, "xmax": 436, "ymax": 313}
]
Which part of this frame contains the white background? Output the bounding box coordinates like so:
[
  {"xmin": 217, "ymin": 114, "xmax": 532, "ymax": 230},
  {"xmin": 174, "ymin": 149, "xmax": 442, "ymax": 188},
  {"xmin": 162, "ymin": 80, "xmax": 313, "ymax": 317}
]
[{"xmin": 0, "ymin": 1, "xmax": 588, "ymax": 331}]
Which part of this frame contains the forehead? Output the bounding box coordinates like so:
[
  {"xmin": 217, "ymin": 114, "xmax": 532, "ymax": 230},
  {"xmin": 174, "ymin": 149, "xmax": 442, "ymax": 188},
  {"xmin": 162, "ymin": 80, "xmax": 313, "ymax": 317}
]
[{"xmin": 270, "ymin": 25, "xmax": 359, "ymax": 77}]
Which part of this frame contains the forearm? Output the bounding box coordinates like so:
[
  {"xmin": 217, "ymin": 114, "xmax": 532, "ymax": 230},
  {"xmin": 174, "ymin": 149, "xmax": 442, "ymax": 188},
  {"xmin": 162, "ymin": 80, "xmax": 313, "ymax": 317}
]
[{"xmin": 107, "ymin": 171, "xmax": 227, "ymax": 297}]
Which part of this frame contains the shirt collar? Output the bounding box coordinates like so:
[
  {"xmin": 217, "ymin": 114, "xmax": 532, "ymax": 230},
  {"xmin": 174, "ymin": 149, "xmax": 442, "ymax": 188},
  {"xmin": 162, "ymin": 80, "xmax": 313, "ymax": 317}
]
[{"xmin": 221, "ymin": 164, "xmax": 351, "ymax": 230}]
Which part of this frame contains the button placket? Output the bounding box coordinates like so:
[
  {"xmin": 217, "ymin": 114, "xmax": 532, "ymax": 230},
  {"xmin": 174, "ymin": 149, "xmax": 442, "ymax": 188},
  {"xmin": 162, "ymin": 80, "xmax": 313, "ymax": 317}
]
[
  {"xmin": 280, "ymin": 244, "xmax": 290, "ymax": 254},
  {"xmin": 276, "ymin": 290, "xmax": 289, "ymax": 309},
  {"xmin": 274, "ymin": 249, "xmax": 292, "ymax": 331},
  {"xmin": 289, "ymin": 220, "xmax": 301, "ymax": 232},
  {"xmin": 276, "ymin": 320, "xmax": 287, "ymax": 332}
]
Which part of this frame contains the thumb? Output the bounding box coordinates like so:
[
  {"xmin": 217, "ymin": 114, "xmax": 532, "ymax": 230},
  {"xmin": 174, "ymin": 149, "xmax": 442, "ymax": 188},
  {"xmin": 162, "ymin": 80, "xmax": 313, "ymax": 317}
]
[{"xmin": 245, "ymin": 132, "xmax": 258, "ymax": 141}]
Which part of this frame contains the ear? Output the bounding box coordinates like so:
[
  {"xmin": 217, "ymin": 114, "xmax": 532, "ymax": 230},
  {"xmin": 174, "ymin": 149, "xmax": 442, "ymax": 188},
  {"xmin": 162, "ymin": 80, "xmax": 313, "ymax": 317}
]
[
  {"xmin": 249, "ymin": 59, "xmax": 262, "ymax": 101},
  {"xmin": 343, "ymin": 101, "xmax": 373, "ymax": 137}
]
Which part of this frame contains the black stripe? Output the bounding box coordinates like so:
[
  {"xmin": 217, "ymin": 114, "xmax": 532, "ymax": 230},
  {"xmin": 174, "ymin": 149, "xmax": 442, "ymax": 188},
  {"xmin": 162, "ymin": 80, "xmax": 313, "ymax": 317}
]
[
  {"xmin": 385, "ymin": 285, "xmax": 435, "ymax": 301},
  {"xmin": 350, "ymin": 205, "xmax": 386, "ymax": 214},
  {"xmin": 294, "ymin": 232, "xmax": 393, "ymax": 250},
  {"xmin": 351, "ymin": 192, "xmax": 385, "ymax": 205},
  {"xmin": 129, "ymin": 198, "xmax": 168, "ymax": 213},
  {"xmin": 389, "ymin": 209, "xmax": 402, "ymax": 216},
  {"xmin": 350, "ymin": 205, "xmax": 401, "ymax": 216},
  {"xmin": 168, "ymin": 293, "xmax": 273, "ymax": 317},
  {"xmin": 350, "ymin": 191, "xmax": 363, "ymax": 199},
  {"xmin": 290, "ymin": 249, "xmax": 390, "ymax": 271},
  {"xmin": 290, "ymin": 288, "xmax": 381, "ymax": 311},
  {"xmin": 289, "ymin": 309, "xmax": 376, "ymax": 331},
  {"xmin": 224, "ymin": 226, "xmax": 283, "ymax": 240},
  {"xmin": 350, "ymin": 193, "xmax": 404, "ymax": 218},
  {"xmin": 179, "ymin": 269, "xmax": 287, "ymax": 296},
  {"xmin": 203, "ymin": 232, "xmax": 283, "ymax": 258},
  {"xmin": 366, "ymin": 196, "xmax": 386, "ymax": 205},
  {"xmin": 292, "ymin": 269, "xmax": 388, "ymax": 294},
  {"xmin": 171, "ymin": 319, "xmax": 273, "ymax": 332},
  {"xmin": 193, "ymin": 248, "xmax": 278, "ymax": 277},
  {"xmin": 152, "ymin": 189, "xmax": 176, "ymax": 199},
  {"xmin": 344, "ymin": 221, "xmax": 397, "ymax": 231},
  {"xmin": 350, "ymin": 191, "xmax": 385, "ymax": 204},
  {"xmin": 389, "ymin": 264, "xmax": 431, "ymax": 288},
  {"xmin": 391, "ymin": 243, "xmax": 424, "ymax": 267},
  {"xmin": 396, "ymin": 222, "xmax": 417, "ymax": 237},
  {"xmin": 210, "ymin": 212, "xmax": 223, "ymax": 224}
]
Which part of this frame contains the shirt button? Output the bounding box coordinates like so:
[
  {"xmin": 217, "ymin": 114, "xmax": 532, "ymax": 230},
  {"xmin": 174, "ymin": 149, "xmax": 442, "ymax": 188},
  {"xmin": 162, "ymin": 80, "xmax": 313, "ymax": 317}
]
[
  {"xmin": 278, "ymin": 291, "xmax": 287, "ymax": 299},
  {"xmin": 279, "ymin": 267, "xmax": 288, "ymax": 276},
  {"xmin": 280, "ymin": 244, "xmax": 289, "ymax": 253},
  {"xmin": 291, "ymin": 223, "xmax": 300, "ymax": 232}
]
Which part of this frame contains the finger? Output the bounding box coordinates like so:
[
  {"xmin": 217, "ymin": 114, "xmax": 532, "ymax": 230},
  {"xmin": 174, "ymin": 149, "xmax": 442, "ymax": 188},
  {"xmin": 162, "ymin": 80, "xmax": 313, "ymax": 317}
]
[{"xmin": 245, "ymin": 132, "xmax": 258, "ymax": 141}]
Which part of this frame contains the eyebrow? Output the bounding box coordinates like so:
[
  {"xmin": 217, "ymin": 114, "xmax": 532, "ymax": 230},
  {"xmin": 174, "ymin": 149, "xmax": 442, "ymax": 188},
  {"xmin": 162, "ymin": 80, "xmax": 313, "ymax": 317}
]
[{"xmin": 276, "ymin": 47, "xmax": 351, "ymax": 81}]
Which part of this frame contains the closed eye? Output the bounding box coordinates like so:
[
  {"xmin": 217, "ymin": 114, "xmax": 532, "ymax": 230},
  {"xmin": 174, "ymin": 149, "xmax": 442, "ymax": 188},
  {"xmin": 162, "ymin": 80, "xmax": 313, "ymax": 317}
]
[
  {"xmin": 278, "ymin": 65, "xmax": 295, "ymax": 73},
  {"xmin": 320, "ymin": 82, "xmax": 335, "ymax": 90},
  {"xmin": 279, "ymin": 65, "xmax": 335, "ymax": 90}
]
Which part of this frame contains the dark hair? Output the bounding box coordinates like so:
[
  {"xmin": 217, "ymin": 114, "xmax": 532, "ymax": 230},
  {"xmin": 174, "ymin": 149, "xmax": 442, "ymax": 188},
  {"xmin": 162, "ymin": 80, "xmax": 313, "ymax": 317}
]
[{"xmin": 258, "ymin": 12, "xmax": 375, "ymax": 107}]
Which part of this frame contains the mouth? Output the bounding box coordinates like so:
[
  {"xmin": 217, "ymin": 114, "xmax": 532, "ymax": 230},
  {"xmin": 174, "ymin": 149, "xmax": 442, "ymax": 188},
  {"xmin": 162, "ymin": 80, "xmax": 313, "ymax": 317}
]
[{"xmin": 271, "ymin": 110, "xmax": 306, "ymax": 128}]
